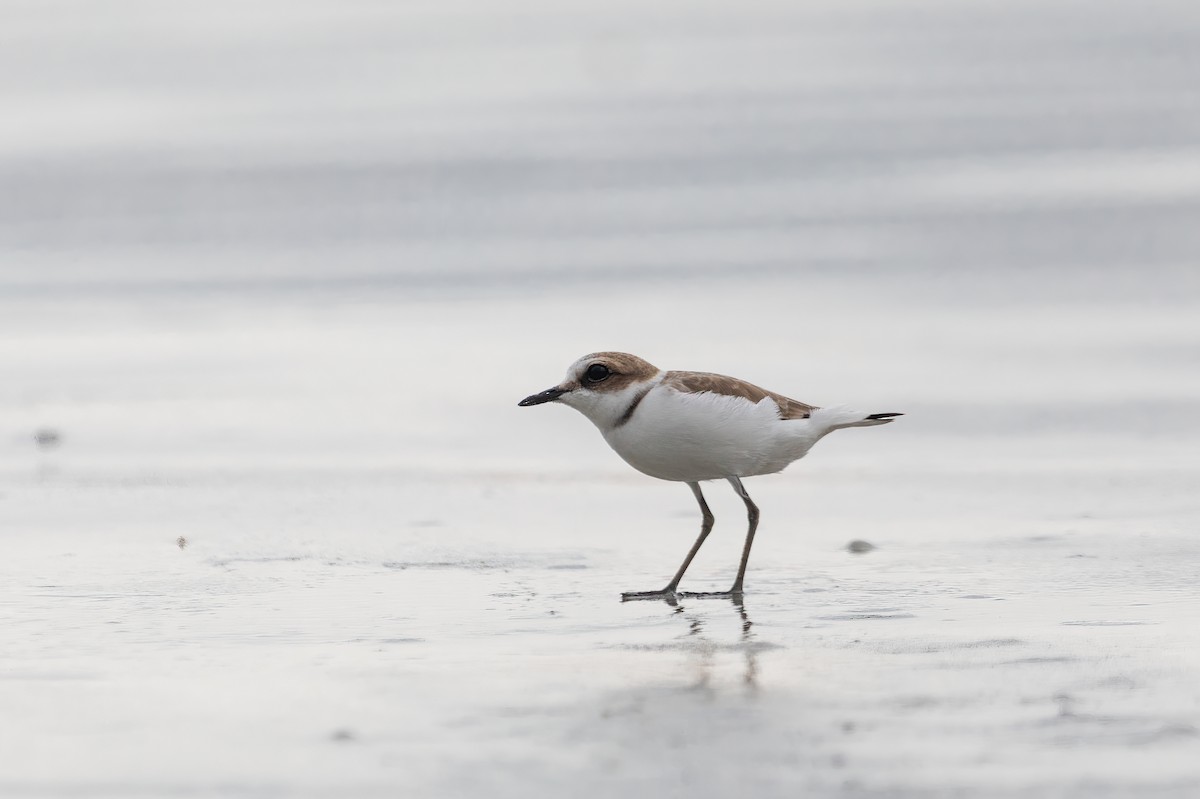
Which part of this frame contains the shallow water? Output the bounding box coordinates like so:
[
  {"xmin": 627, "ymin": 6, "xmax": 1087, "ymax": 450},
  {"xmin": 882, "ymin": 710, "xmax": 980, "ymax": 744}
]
[{"xmin": 2, "ymin": 1, "xmax": 1200, "ymax": 796}]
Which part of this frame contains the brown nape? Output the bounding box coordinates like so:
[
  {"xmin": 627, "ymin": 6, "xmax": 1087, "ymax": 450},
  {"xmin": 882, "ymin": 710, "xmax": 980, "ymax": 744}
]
[
  {"xmin": 660, "ymin": 371, "xmax": 817, "ymax": 419},
  {"xmin": 579, "ymin": 352, "xmax": 660, "ymax": 394}
]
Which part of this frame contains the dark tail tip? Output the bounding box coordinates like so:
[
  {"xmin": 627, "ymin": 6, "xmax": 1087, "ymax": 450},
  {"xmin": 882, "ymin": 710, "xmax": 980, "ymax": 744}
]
[{"xmin": 865, "ymin": 412, "xmax": 904, "ymax": 421}]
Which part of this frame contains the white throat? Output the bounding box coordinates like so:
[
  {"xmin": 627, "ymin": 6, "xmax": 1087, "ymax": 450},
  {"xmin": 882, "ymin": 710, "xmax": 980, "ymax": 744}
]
[{"xmin": 560, "ymin": 372, "xmax": 665, "ymax": 432}]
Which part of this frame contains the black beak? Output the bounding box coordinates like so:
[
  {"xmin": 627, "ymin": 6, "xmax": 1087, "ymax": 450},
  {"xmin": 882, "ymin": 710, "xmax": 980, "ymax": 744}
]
[{"xmin": 518, "ymin": 387, "xmax": 567, "ymax": 407}]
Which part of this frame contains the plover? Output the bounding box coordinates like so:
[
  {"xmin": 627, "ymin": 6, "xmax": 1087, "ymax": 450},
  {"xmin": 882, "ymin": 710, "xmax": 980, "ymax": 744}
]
[{"xmin": 519, "ymin": 352, "xmax": 902, "ymax": 600}]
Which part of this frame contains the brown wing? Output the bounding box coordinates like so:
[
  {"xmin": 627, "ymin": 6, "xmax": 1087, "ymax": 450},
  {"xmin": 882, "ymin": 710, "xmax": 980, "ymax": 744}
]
[{"xmin": 661, "ymin": 371, "xmax": 817, "ymax": 419}]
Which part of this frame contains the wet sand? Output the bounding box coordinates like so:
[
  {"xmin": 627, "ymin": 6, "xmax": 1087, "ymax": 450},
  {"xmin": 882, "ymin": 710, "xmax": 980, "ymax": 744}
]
[{"xmin": 3, "ymin": 282, "xmax": 1198, "ymax": 797}]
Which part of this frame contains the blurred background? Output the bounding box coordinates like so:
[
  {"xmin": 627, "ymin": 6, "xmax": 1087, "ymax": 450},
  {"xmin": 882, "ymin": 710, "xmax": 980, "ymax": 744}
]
[
  {"xmin": 3, "ymin": 2, "xmax": 1200, "ymax": 796},
  {"xmin": 3, "ymin": 0, "xmax": 1197, "ymax": 478}
]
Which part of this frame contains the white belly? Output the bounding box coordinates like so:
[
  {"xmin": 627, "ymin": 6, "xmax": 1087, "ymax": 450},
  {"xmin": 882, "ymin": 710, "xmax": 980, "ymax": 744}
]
[{"xmin": 601, "ymin": 387, "xmax": 815, "ymax": 481}]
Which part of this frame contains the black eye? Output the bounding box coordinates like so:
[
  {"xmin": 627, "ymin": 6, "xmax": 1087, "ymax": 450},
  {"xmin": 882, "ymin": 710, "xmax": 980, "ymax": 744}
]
[{"xmin": 585, "ymin": 363, "xmax": 611, "ymax": 382}]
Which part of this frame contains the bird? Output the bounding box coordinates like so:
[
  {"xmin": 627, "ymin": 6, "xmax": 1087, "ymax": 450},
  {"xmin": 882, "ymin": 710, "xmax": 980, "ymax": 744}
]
[{"xmin": 518, "ymin": 352, "xmax": 902, "ymax": 600}]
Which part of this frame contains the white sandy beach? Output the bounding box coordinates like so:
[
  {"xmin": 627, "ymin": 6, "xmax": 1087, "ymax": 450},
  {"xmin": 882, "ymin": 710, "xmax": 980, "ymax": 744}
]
[{"xmin": 2, "ymin": 1, "xmax": 1199, "ymax": 796}]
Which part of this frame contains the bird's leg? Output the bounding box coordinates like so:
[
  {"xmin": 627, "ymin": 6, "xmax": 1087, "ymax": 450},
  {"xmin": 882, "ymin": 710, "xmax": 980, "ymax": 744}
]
[
  {"xmin": 680, "ymin": 476, "xmax": 759, "ymax": 598},
  {"xmin": 727, "ymin": 476, "xmax": 759, "ymax": 594},
  {"xmin": 621, "ymin": 482, "xmax": 714, "ymax": 601}
]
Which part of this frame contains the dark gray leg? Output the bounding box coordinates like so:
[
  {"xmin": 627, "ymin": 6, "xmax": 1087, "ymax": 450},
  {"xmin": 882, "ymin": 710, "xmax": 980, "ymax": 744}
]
[
  {"xmin": 727, "ymin": 476, "xmax": 760, "ymax": 594},
  {"xmin": 678, "ymin": 476, "xmax": 760, "ymax": 598},
  {"xmin": 621, "ymin": 482, "xmax": 715, "ymax": 601}
]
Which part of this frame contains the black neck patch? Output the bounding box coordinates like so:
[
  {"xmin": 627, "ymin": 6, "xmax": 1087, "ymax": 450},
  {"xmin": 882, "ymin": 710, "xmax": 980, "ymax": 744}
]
[{"xmin": 614, "ymin": 386, "xmax": 652, "ymax": 428}]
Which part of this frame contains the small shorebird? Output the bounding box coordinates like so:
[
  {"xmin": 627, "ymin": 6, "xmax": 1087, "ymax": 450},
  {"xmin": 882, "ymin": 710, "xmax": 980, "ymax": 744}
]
[{"xmin": 518, "ymin": 352, "xmax": 901, "ymax": 600}]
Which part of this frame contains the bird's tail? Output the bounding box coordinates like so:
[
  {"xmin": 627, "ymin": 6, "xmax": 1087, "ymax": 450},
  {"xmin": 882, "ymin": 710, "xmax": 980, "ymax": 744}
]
[
  {"xmin": 810, "ymin": 406, "xmax": 904, "ymax": 434},
  {"xmin": 861, "ymin": 412, "xmax": 904, "ymax": 424},
  {"xmin": 781, "ymin": 406, "xmax": 903, "ymax": 460}
]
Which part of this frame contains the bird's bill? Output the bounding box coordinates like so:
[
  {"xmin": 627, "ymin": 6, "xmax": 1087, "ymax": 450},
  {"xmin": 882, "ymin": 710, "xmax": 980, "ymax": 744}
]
[{"xmin": 518, "ymin": 386, "xmax": 568, "ymax": 407}]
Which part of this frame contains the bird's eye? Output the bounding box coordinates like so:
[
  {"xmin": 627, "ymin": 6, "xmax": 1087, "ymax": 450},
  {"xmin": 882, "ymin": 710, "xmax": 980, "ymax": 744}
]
[{"xmin": 585, "ymin": 363, "xmax": 611, "ymax": 383}]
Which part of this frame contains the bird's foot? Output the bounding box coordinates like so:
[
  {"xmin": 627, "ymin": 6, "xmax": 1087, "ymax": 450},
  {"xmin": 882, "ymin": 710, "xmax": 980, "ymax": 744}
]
[
  {"xmin": 678, "ymin": 587, "xmax": 744, "ymax": 600},
  {"xmin": 620, "ymin": 588, "xmax": 680, "ymax": 602}
]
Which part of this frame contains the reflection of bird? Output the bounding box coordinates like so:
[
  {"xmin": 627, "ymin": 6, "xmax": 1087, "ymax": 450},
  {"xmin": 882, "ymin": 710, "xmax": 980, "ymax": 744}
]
[
  {"xmin": 519, "ymin": 352, "xmax": 901, "ymax": 599},
  {"xmin": 674, "ymin": 596, "xmax": 760, "ymax": 693},
  {"xmin": 734, "ymin": 599, "xmax": 759, "ymax": 691}
]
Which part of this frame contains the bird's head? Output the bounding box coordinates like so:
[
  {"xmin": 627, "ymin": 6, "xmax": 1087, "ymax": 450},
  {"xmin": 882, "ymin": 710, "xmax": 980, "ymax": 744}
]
[{"xmin": 518, "ymin": 352, "xmax": 661, "ymax": 429}]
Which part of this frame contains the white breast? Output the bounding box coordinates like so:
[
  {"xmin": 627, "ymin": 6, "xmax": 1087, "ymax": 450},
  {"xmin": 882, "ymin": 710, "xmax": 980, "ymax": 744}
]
[{"xmin": 600, "ymin": 386, "xmax": 818, "ymax": 481}]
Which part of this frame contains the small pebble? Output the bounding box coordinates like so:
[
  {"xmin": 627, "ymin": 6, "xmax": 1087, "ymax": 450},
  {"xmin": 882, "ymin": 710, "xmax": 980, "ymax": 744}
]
[
  {"xmin": 34, "ymin": 428, "xmax": 62, "ymax": 449},
  {"xmin": 847, "ymin": 540, "xmax": 876, "ymax": 554}
]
